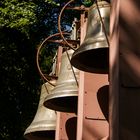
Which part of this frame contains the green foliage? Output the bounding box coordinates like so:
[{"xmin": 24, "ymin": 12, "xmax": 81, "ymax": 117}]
[
  {"xmin": 0, "ymin": 0, "xmax": 37, "ymax": 35},
  {"xmin": 0, "ymin": 0, "xmax": 60, "ymax": 36},
  {"xmin": 45, "ymin": 0, "xmax": 60, "ymax": 6},
  {"xmin": 0, "ymin": 0, "xmax": 82, "ymax": 139},
  {"xmin": 81, "ymin": 0, "xmax": 93, "ymax": 7},
  {"xmin": 0, "ymin": 27, "xmax": 40, "ymax": 140},
  {"xmin": 0, "ymin": 0, "xmax": 61, "ymax": 139}
]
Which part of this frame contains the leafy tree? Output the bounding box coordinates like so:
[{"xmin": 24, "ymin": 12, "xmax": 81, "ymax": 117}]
[
  {"xmin": 0, "ymin": 0, "xmax": 83, "ymax": 139},
  {"xmin": 0, "ymin": 27, "xmax": 40, "ymax": 140},
  {"xmin": 0, "ymin": 0, "xmax": 59, "ymax": 139},
  {"xmin": 0, "ymin": 0, "xmax": 37, "ymax": 36}
]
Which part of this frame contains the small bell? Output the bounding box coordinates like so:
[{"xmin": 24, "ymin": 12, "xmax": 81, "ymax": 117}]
[{"xmin": 24, "ymin": 80, "xmax": 56, "ymax": 140}]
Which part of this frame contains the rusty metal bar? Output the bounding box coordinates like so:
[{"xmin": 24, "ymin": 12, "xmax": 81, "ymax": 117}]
[
  {"xmin": 85, "ymin": 117, "xmax": 107, "ymax": 121},
  {"xmin": 47, "ymin": 39, "xmax": 80, "ymax": 45},
  {"xmin": 65, "ymin": 6, "xmax": 89, "ymax": 11}
]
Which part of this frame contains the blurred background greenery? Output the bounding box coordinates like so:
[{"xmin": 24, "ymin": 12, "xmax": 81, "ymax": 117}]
[{"xmin": 0, "ymin": 0, "xmax": 91, "ymax": 139}]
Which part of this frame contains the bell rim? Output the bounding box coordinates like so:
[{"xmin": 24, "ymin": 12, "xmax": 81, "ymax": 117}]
[
  {"xmin": 44, "ymin": 93, "xmax": 78, "ymax": 113},
  {"xmin": 71, "ymin": 43, "xmax": 109, "ymax": 74},
  {"xmin": 24, "ymin": 129, "xmax": 55, "ymax": 140},
  {"xmin": 44, "ymin": 91, "xmax": 78, "ymax": 102},
  {"xmin": 24, "ymin": 123, "xmax": 56, "ymax": 135}
]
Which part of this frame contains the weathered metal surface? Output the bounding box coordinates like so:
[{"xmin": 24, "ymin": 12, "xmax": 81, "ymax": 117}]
[
  {"xmin": 71, "ymin": 1, "xmax": 110, "ymax": 74},
  {"xmin": 82, "ymin": 73, "xmax": 109, "ymax": 140},
  {"xmin": 55, "ymin": 112, "xmax": 77, "ymax": 140},
  {"xmin": 24, "ymin": 81, "xmax": 57, "ymax": 140},
  {"xmin": 44, "ymin": 49, "xmax": 79, "ymax": 113},
  {"xmin": 76, "ymin": 9, "xmax": 109, "ymax": 140}
]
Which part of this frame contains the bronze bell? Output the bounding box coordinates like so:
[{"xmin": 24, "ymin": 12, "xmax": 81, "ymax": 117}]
[
  {"xmin": 24, "ymin": 80, "xmax": 56, "ymax": 140},
  {"xmin": 71, "ymin": 1, "xmax": 110, "ymax": 74},
  {"xmin": 44, "ymin": 49, "xmax": 79, "ymax": 113}
]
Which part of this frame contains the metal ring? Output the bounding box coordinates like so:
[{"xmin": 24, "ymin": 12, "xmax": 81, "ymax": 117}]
[
  {"xmin": 36, "ymin": 32, "xmax": 70, "ymax": 86},
  {"xmin": 58, "ymin": 0, "xmax": 77, "ymax": 51}
]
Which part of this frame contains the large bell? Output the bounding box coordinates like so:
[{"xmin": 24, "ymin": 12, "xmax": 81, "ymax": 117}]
[
  {"xmin": 24, "ymin": 80, "xmax": 56, "ymax": 140},
  {"xmin": 44, "ymin": 49, "xmax": 79, "ymax": 113},
  {"xmin": 71, "ymin": 0, "xmax": 110, "ymax": 74}
]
